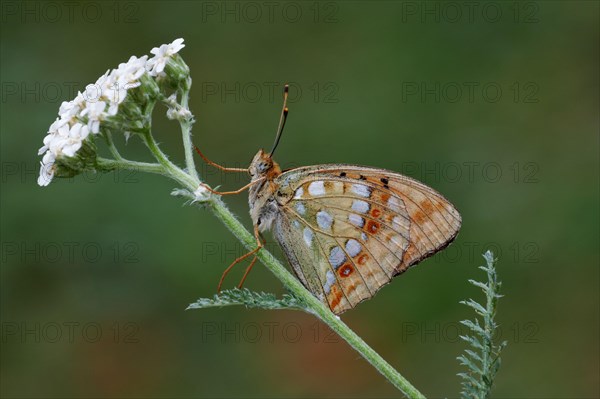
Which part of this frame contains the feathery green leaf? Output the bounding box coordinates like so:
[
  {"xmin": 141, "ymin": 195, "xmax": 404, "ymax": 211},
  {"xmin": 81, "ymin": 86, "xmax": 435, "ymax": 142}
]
[
  {"xmin": 187, "ymin": 288, "xmax": 308, "ymax": 312},
  {"xmin": 458, "ymin": 251, "xmax": 506, "ymax": 399}
]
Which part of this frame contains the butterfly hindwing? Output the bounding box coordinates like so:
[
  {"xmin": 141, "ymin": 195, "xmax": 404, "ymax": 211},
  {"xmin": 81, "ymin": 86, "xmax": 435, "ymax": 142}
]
[
  {"xmin": 273, "ymin": 165, "xmax": 461, "ymax": 314},
  {"xmin": 274, "ymin": 178, "xmax": 410, "ymax": 313}
]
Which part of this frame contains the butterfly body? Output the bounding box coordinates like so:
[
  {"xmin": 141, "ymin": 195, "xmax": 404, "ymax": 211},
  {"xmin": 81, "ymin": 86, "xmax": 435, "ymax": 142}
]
[
  {"xmin": 246, "ymin": 149, "xmax": 462, "ymax": 314},
  {"xmin": 248, "ymin": 150, "xmax": 283, "ymax": 232}
]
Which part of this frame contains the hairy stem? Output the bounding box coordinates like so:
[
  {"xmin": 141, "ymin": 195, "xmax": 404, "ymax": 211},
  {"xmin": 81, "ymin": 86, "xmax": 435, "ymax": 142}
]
[
  {"xmin": 104, "ymin": 130, "xmax": 124, "ymax": 161},
  {"xmin": 97, "ymin": 157, "xmax": 165, "ymax": 175},
  {"xmin": 142, "ymin": 131, "xmax": 198, "ymax": 189},
  {"xmin": 178, "ymin": 79, "xmax": 199, "ymax": 182}
]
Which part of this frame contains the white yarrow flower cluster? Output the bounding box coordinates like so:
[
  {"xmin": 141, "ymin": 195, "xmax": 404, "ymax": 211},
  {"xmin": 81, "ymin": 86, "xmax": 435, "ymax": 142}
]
[{"xmin": 38, "ymin": 39, "xmax": 186, "ymax": 187}]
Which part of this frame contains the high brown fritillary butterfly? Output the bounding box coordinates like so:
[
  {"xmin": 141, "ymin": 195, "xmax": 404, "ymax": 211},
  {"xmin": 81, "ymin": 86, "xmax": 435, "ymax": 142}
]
[{"xmin": 196, "ymin": 85, "xmax": 461, "ymax": 314}]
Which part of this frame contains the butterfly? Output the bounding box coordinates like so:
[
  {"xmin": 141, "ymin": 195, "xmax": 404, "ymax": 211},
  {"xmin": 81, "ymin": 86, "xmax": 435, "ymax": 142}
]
[{"xmin": 196, "ymin": 85, "xmax": 461, "ymax": 315}]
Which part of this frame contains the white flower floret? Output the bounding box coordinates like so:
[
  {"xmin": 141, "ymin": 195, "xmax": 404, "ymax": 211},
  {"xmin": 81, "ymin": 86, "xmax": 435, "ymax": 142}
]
[
  {"xmin": 61, "ymin": 123, "xmax": 90, "ymax": 157},
  {"xmin": 37, "ymin": 160, "xmax": 55, "ymax": 187},
  {"xmin": 107, "ymin": 55, "xmax": 148, "ymax": 106},
  {"xmin": 38, "ymin": 117, "xmax": 68, "ymax": 155},
  {"xmin": 115, "ymin": 55, "xmax": 147, "ymax": 88},
  {"xmin": 80, "ymin": 101, "xmax": 107, "ymax": 134},
  {"xmin": 146, "ymin": 38, "xmax": 185, "ymax": 77},
  {"xmin": 84, "ymin": 70, "xmax": 112, "ymax": 103},
  {"xmin": 42, "ymin": 151, "xmax": 56, "ymax": 165},
  {"xmin": 59, "ymin": 92, "xmax": 85, "ymax": 120}
]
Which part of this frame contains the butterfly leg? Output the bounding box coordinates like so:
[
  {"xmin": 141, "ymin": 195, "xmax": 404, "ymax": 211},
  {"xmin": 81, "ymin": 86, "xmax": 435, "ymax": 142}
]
[
  {"xmin": 217, "ymin": 225, "xmax": 263, "ymax": 292},
  {"xmin": 237, "ymin": 255, "xmax": 258, "ymax": 289},
  {"xmin": 194, "ymin": 145, "xmax": 248, "ymax": 173},
  {"xmin": 237, "ymin": 232, "xmax": 266, "ymax": 288},
  {"xmin": 198, "ymin": 178, "xmax": 264, "ymax": 196}
]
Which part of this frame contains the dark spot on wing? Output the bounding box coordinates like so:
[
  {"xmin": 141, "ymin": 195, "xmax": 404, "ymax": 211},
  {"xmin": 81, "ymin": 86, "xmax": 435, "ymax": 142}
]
[
  {"xmin": 366, "ymin": 220, "xmax": 380, "ymax": 233},
  {"xmin": 339, "ymin": 264, "xmax": 354, "ymax": 277}
]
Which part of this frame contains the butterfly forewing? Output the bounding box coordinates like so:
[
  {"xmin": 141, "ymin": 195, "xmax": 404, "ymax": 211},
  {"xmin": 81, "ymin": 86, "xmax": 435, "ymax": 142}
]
[{"xmin": 273, "ymin": 165, "xmax": 461, "ymax": 314}]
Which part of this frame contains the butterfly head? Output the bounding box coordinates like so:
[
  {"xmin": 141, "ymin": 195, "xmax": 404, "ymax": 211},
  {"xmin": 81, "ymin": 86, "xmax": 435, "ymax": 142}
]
[
  {"xmin": 249, "ymin": 149, "xmax": 281, "ymax": 181},
  {"xmin": 247, "ymin": 85, "xmax": 289, "ymax": 182}
]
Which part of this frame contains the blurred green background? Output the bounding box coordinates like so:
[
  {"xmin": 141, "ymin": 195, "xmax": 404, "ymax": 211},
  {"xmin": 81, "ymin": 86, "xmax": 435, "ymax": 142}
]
[{"xmin": 1, "ymin": 1, "xmax": 598, "ymax": 398}]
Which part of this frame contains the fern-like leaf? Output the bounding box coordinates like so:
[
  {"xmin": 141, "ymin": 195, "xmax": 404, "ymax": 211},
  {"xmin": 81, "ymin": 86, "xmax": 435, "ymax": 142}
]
[
  {"xmin": 458, "ymin": 251, "xmax": 507, "ymax": 399},
  {"xmin": 461, "ymin": 299, "xmax": 488, "ymax": 316},
  {"xmin": 459, "ymin": 335, "xmax": 484, "ymax": 352},
  {"xmin": 187, "ymin": 288, "xmax": 309, "ymax": 312},
  {"xmin": 460, "ymin": 319, "xmax": 488, "ymax": 339}
]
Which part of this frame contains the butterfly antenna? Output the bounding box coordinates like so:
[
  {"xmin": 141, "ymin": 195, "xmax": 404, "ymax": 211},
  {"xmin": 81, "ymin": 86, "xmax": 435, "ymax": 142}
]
[{"xmin": 269, "ymin": 84, "xmax": 289, "ymax": 157}]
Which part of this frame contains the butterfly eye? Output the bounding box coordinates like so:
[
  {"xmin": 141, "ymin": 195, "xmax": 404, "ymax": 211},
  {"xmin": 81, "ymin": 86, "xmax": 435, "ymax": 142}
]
[{"xmin": 258, "ymin": 162, "xmax": 268, "ymax": 172}]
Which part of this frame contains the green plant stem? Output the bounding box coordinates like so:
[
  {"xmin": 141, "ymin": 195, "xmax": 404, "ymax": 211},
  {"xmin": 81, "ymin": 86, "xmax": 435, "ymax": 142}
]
[
  {"xmin": 178, "ymin": 80, "xmax": 199, "ymax": 182},
  {"xmin": 142, "ymin": 131, "xmax": 198, "ymax": 189},
  {"xmin": 97, "ymin": 157, "xmax": 165, "ymax": 175},
  {"xmin": 104, "ymin": 130, "xmax": 124, "ymax": 161}
]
